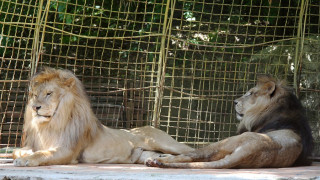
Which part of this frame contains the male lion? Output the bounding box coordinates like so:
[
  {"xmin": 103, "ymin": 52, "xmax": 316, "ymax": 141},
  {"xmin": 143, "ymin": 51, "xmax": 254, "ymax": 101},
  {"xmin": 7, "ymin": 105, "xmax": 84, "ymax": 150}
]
[
  {"xmin": 13, "ymin": 67, "xmax": 193, "ymax": 166},
  {"xmin": 146, "ymin": 75, "xmax": 313, "ymax": 168}
]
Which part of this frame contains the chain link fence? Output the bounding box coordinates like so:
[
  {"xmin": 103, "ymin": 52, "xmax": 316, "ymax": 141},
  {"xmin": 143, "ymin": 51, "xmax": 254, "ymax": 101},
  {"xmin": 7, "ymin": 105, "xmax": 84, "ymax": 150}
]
[{"xmin": 0, "ymin": 0, "xmax": 319, "ymax": 158}]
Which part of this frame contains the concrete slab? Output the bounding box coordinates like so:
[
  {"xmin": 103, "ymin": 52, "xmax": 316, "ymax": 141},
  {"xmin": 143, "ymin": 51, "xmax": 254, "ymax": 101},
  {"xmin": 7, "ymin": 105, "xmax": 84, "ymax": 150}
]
[{"xmin": 0, "ymin": 161, "xmax": 319, "ymax": 180}]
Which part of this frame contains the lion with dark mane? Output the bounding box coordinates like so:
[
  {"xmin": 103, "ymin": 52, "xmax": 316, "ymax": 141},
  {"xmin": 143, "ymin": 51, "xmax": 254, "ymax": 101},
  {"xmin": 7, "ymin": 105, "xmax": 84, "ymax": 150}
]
[
  {"xmin": 147, "ymin": 75, "xmax": 313, "ymax": 168},
  {"xmin": 13, "ymin": 67, "xmax": 193, "ymax": 166}
]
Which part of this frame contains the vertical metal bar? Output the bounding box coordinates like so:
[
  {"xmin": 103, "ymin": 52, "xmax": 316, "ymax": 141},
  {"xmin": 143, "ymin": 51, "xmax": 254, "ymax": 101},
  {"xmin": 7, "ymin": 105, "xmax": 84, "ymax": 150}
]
[
  {"xmin": 152, "ymin": 0, "xmax": 171, "ymax": 128},
  {"xmin": 30, "ymin": 0, "xmax": 44, "ymax": 76},
  {"xmin": 37, "ymin": 0, "xmax": 51, "ymax": 72},
  {"xmin": 294, "ymin": 0, "xmax": 307, "ymax": 95},
  {"xmin": 30, "ymin": 0, "xmax": 51, "ymax": 76}
]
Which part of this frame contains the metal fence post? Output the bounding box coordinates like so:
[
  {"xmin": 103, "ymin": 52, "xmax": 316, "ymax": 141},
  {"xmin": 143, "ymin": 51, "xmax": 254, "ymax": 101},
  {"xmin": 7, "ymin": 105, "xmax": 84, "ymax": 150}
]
[
  {"xmin": 152, "ymin": 0, "xmax": 176, "ymax": 128},
  {"xmin": 294, "ymin": 0, "xmax": 309, "ymax": 96}
]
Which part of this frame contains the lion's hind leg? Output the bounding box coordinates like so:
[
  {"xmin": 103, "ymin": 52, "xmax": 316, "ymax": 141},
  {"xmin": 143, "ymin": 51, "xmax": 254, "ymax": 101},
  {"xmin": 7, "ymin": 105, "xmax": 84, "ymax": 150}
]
[
  {"xmin": 130, "ymin": 147, "xmax": 144, "ymax": 163},
  {"xmin": 131, "ymin": 126, "xmax": 194, "ymax": 154},
  {"xmin": 147, "ymin": 132, "xmax": 277, "ymax": 169},
  {"xmin": 148, "ymin": 146, "xmax": 254, "ymax": 169},
  {"xmin": 146, "ymin": 138, "xmax": 232, "ymax": 167}
]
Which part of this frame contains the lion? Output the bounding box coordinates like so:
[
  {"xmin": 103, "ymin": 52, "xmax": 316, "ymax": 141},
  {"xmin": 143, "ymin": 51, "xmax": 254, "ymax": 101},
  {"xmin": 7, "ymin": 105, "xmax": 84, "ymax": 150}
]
[
  {"xmin": 13, "ymin": 67, "xmax": 194, "ymax": 166},
  {"xmin": 146, "ymin": 75, "xmax": 313, "ymax": 169}
]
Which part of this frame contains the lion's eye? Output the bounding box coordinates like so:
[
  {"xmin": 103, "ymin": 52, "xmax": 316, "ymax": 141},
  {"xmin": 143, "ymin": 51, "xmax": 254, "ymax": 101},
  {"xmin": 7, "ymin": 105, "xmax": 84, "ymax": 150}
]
[{"xmin": 46, "ymin": 92, "xmax": 53, "ymax": 96}]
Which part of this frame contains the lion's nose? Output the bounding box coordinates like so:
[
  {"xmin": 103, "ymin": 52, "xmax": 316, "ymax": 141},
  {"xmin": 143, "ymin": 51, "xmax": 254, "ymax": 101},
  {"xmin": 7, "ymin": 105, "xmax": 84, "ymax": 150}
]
[
  {"xmin": 32, "ymin": 105, "xmax": 41, "ymax": 111},
  {"xmin": 234, "ymin": 100, "xmax": 238, "ymax": 105}
]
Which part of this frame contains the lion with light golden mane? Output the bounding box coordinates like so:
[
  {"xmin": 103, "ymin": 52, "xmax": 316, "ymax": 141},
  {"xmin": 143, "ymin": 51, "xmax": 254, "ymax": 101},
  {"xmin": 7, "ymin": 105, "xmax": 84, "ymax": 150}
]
[
  {"xmin": 13, "ymin": 67, "xmax": 193, "ymax": 166},
  {"xmin": 146, "ymin": 75, "xmax": 313, "ymax": 168}
]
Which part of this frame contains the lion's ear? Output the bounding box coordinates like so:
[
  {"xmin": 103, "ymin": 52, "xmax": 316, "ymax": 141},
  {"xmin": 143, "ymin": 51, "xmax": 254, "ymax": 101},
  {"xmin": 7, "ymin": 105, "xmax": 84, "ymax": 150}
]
[
  {"xmin": 261, "ymin": 81, "xmax": 276, "ymax": 95},
  {"xmin": 64, "ymin": 77, "xmax": 75, "ymax": 88}
]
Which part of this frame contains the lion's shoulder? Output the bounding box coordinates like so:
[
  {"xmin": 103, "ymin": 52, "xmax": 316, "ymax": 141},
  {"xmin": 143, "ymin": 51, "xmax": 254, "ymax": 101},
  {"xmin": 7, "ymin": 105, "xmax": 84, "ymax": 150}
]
[{"xmin": 257, "ymin": 92, "xmax": 313, "ymax": 166}]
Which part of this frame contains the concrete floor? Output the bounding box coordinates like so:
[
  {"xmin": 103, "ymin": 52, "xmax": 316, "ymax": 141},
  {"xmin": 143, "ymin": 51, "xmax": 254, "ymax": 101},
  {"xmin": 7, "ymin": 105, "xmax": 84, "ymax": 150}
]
[{"xmin": 0, "ymin": 160, "xmax": 320, "ymax": 180}]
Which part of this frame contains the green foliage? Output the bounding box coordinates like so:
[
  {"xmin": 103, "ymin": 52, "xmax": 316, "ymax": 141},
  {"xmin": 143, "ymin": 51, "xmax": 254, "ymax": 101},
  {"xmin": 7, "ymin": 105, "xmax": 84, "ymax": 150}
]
[{"xmin": 0, "ymin": 0, "xmax": 318, "ymax": 68}]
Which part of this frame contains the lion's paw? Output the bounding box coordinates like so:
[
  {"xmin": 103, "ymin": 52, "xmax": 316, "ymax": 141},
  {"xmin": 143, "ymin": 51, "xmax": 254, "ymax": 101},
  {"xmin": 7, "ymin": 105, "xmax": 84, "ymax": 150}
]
[
  {"xmin": 12, "ymin": 149, "xmax": 33, "ymax": 159},
  {"xmin": 146, "ymin": 159, "xmax": 163, "ymax": 167},
  {"xmin": 13, "ymin": 157, "xmax": 40, "ymax": 167}
]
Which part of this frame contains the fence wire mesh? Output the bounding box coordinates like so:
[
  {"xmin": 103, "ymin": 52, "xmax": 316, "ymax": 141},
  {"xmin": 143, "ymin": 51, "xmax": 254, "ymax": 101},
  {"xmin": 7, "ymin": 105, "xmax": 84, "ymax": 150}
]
[{"xmin": 0, "ymin": 0, "xmax": 319, "ymax": 158}]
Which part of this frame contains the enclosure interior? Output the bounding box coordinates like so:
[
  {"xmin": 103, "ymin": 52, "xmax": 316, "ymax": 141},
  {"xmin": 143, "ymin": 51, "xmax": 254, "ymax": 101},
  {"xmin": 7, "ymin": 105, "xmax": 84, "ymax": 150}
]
[{"xmin": 0, "ymin": 0, "xmax": 319, "ymax": 157}]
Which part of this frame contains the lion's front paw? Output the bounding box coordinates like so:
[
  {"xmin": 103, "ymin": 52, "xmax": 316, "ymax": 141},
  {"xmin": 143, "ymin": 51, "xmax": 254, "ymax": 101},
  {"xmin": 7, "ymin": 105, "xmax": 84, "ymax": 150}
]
[
  {"xmin": 13, "ymin": 157, "xmax": 40, "ymax": 167},
  {"xmin": 12, "ymin": 149, "xmax": 33, "ymax": 159}
]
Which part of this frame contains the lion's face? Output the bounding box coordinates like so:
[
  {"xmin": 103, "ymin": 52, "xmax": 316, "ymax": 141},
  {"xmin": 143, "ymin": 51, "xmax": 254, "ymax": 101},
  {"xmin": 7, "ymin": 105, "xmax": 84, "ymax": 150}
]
[
  {"xmin": 27, "ymin": 69, "xmax": 77, "ymax": 125},
  {"xmin": 234, "ymin": 77, "xmax": 276, "ymax": 121},
  {"xmin": 28, "ymin": 81, "xmax": 64, "ymax": 124},
  {"xmin": 234, "ymin": 87, "xmax": 260, "ymax": 121}
]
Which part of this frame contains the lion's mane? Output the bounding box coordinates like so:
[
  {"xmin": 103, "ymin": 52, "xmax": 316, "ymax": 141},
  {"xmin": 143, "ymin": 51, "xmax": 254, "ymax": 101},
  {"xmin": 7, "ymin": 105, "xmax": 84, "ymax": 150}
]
[{"xmin": 23, "ymin": 67, "xmax": 102, "ymax": 159}]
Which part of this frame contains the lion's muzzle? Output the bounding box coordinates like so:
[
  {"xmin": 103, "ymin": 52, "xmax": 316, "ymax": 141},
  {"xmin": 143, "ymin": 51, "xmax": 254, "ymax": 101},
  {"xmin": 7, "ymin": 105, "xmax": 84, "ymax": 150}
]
[{"xmin": 32, "ymin": 105, "xmax": 41, "ymax": 111}]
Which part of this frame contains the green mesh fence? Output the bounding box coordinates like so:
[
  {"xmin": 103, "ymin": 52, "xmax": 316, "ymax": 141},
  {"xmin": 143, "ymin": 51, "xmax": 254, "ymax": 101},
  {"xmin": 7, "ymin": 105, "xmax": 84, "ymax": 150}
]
[{"xmin": 0, "ymin": 0, "xmax": 319, "ymax": 158}]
